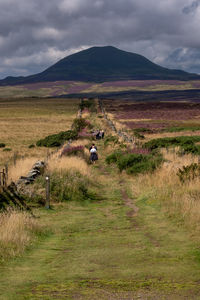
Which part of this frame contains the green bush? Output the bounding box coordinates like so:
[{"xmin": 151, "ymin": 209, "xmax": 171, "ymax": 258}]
[
  {"xmin": 0, "ymin": 143, "xmax": 5, "ymax": 148},
  {"xmin": 144, "ymin": 136, "xmax": 200, "ymax": 155},
  {"xmin": 72, "ymin": 118, "xmax": 90, "ymax": 132},
  {"xmin": 79, "ymin": 99, "xmax": 93, "ymax": 110},
  {"xmin": 36, "ymin": 130, "xmax": 77, "ymax": 147},
  {"xmin": 126, "ymin": 156, "xmax": 163, "ymax": 175},
  {"xmin": 105, "ymin": 151, "xmax": 122, "ymax": 164},
  {"xmin": 133, "ymin": 128, "xmax": 153, "ymax": 134},
  {"xmin": 106, "ymin": 151, "xmax": 163, "ymax": 175},
  {"xmin": 177, "ymin": 163, "xmax": 200, "ymax": 183},
  {"xmin": 46, "ymin": 170, "xmax": 96, "ymax": 202},
  {"xmin": 165, "ymin": 126, "xmax": 200, "ymax": 133},
  {"xmin": 28, "ymin": 144, "xmax": 35, "ymax": 149},
  {"xmin": 104, "ymin": 135, "xmax": 119, "ymax": 146},
  {"xmin": 3, "ymin": 148, "xmax": 12, "ymax": 152},
  {"xmin": 133, "ymin": 131, "xmax": 145, "ymax": 140}
]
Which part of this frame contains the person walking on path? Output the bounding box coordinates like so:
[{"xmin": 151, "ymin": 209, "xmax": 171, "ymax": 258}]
[{"xmin": 89, "ymin": 144, "xmax": 98, "ymax": 163}]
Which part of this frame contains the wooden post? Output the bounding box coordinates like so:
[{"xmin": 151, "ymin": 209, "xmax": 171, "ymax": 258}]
[
  {"xmin": 45, "ymin": 175, "xmax": 50, "ymax": 209},
  {"xmin": 2, "ymin": 169, "xmax": 6, "ymax": 187},
  {"xmin": 5, "ymin": 164, "xmax": 8, "ymax": 185}
]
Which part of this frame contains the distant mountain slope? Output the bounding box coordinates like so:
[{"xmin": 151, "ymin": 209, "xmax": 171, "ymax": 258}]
[{"xmin": 0, "ymin": 46, "xmax": 199, "ymax": 86}]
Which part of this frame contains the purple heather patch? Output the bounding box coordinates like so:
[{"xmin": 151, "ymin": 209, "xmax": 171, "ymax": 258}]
[{"xmin": 101, "ymin": 80, "xmax": 183, "ymax": 88}]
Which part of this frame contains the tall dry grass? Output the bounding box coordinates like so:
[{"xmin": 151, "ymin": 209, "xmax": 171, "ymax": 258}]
[
  {"xmin": 47, "ymin": 155, "xmax": 90, "ymax": 177},
  {"xmin": 0, "ymin": 209, "xmax": 43, "ymax": 261},
  {"xmin": 131, "ymin": 150, "xmax": 200, "ymax": 230},
  {"xmin": 8, "ymin": 157, "xmax": 38, "ymax": 184}
]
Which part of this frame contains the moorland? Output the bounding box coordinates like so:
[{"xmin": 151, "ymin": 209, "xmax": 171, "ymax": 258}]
[{"xmin": 1, "ymin": 94, "xmax": 200, "ymax": 299}]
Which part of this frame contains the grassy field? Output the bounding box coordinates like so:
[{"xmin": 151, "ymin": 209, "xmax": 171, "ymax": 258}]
[
  {"xmin": 1, "ymin": 138, "xmax": 200, "ymax": 299},
  {"xmin": 0, "ymin": 97, "xmax": 79, "ymax": 172},
  {"xmin": 1, "ymin": 80, "xmax": 200, "ymax": 98},
  {"xmin": 1, "ymin": 98, "xmax": 200, "ymax": 298}
]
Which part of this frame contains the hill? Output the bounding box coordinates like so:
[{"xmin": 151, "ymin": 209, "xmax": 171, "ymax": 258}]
[{"xmin": 0, "ymin": 46, "xmax": 199, "ymax": 86}]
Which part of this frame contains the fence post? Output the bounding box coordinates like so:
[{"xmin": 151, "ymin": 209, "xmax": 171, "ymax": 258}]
[
  {"xmin": 45, "ymin": 175, "xmax": 50, "ymax": 209},
  {"xmin": 2, "ymin": 169, "xmax": 6, "ymax": 187},
  {"xmin": 5, "ymin": 164, "xmax": 8, "ymax": 185}
]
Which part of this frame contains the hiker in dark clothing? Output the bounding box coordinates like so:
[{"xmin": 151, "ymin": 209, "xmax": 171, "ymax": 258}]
[
  {"xmin": 89, "ymin": 144, "xmax": 98, "ymax": 163},
  {"xmin": 96, "ymin": 130, "xmax": 101, "ymax": 140},
  {"xmin": 99, "ymin": 130, "xmax": 104, "ymax": 139}
]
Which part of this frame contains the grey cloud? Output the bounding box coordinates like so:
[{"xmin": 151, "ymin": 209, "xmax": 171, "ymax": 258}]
[
  {"xmin": 183, "ymin": 0, "xmax": 200, "ymax": 14},
  {"xmin": 0, "ymin": 0, "xmax": 200, "ymax": 78}
]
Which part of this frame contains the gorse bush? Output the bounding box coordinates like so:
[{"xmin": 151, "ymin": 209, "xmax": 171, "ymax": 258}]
[
  {"xmin": 106, "ymin": 150, "xmax": 163, "ymax": 175},
  {"xmin": 0, "ymin": 143, "xmax": 5, "ymax": 148},
  {"xmin": 144, "ymin": 136, "xmax": 200, "ymax": 155},
  {"xmin": 177, "ymin": 163, "xmax": 200, "ymax": 183},
  {"xmin": 36, "ymin": 130, "xmax": 77, "ymax": 147}
]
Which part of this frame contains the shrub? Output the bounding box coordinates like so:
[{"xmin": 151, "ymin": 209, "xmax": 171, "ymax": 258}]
[
  {"xmin": 133, "ymin": 128, "xmax": 153, "ymax": 134},
  {"xmin": 79, "ymin": 99, "xmax": 93, "ymax": 110},
  {"xmin": 3, "ymin": 148, "xmax": 12, "ymax": 152},
  {"xmin": 144, "ymin": 136, "xmax": 200, "ymax": 155},
  {"xmin": 104, "ymin": 135, "xmax": 119, "ymax": 146},
  {"xmin": 72, "ymin": 118, "xmax": 91, "ymax": 132},
  {"xmin": 133, "ymin": 131, "xmax": 145, "ymax": 139},
  {"xmin": 126, "ymin": 156, "xmax": 163, "ymax": 175},
  {"xmin": 0, "ymin": 143, "xmax": 5, "ymax": 148},
  {"xmin": 36, "ymin": 130, "xmax": 77, "ymax": 147},
  {"xmin": 177, "ymin": 163, "xmax": 200, "ymax": 183},
  {"xmin": 42, "ymin": 170, "xmax": 96, "ymax": 202},
  {"xmin": 28, "ymin": 144, "xmax": 35, "ymax": 149},
  {"xmin": 106, "ymin": 151, "xmax": 123, "ymax": 164},
  {"xmin": 165, "ymin": 126, "xmax": 200, "ymax": 133},
  {"xmin": 78, "ymin": 128, "xmax": 94, "ymax": 139},
  {"xmin": 106, "ymin": 151, "xmax": 163, "ymax": 175}
]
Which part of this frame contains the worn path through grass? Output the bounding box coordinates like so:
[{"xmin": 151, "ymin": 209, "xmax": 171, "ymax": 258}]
[{"xmin": 0, "ymin": 140, "xmax": 200, "ymax": 299}]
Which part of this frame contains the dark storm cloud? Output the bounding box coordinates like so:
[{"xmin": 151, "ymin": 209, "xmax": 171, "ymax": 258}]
[{"xmin": 0, "ymin": 0, "xmax": 200, "ymax": 78}]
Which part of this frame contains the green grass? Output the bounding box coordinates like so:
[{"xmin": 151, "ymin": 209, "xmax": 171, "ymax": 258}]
[
  {"xmin": 0, "ymin": 140, "xmax": 200, "ymax": 299},
  {"xmin": 164, "ymin": 126, "xmax": 200, "ymax": 133},
  {"xmin": 1, "ymin": 108, "xmax": 200, "ymax": 299}
]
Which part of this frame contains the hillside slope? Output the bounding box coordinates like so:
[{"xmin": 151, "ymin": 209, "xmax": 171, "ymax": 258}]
[{"xmin": 0, "ymin": 46, "xmax": 199, "ymax": 86}]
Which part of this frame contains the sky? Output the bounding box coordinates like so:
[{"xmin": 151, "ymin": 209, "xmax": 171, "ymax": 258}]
[{"xmin": 0, "ymin": 0, "xmax": 200, "ymax": 79}]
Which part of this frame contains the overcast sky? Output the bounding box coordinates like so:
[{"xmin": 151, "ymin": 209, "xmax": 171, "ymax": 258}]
[{"xmin": 0, "ymin": 0, "xmax": 200, "ymax": 79}]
